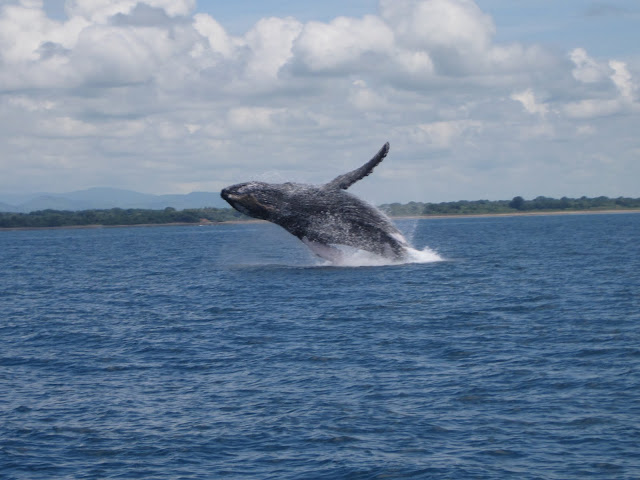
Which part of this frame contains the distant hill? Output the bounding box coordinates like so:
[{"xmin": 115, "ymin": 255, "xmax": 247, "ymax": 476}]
[
  {"xmin": 0, "ymin": 201, "xmax": 17, "ymax": 212},
  {"xmin": 0, "ymin": 188, "xmax": 227, "ymax": 213}
]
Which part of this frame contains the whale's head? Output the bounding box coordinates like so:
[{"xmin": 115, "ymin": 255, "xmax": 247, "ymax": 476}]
[{"xmin": 221, "ymin": 181, "xmax": 285, "ymax": 221}]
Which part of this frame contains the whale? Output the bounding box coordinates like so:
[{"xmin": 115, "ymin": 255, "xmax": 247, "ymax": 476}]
[{"xmin": 220, "ymin": 142, "xmax": 409, "ymax": 262}]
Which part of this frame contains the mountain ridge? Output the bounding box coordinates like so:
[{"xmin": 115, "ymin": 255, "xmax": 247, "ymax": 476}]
[{"xmin": 0, "ymin": 187, "xmax": 227, "ymax": 213}]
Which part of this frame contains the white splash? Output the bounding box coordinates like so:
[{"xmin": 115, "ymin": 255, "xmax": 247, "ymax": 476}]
[
  {"xmin": 322, "ymin": 245, "xmax": 443, "ymax": 267},
  {"xmin": 404, "ymin": 246, "xmax": 444, "ymax": 264}
]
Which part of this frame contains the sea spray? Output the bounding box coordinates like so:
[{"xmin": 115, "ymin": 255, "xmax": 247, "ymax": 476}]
[
  {"xmin": 315, "ymin": 216, "xmax": 444, "ymax": 267},
  {"xmin": 397, "ymin": 217, "xmax": 420, "ymax": 245},
  {"xmin": 405, "ymin": 246, "xmax": 443, "ymax": 264},
  {"xmin": 321, "ymin": 245, "xmax": 443, "ymax": 267}
]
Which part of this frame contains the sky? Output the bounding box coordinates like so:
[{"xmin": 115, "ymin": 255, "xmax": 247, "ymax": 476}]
[{"xmin": 0, "ymin": 0, "xmax": 639, "ymax": 204}]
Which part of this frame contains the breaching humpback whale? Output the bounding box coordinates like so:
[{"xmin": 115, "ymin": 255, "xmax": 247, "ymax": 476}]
[{"xmin": 220, "ymin": 142, "xmax": 409, "ymax": 262}]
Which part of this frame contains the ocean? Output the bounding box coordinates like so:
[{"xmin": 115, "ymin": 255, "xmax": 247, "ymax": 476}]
[{"xmin": 1, "ymin": 213, "xmax": 639, "ymax": 479}]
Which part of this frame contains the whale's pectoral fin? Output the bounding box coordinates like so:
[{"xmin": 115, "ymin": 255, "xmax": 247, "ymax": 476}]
[
  {"xmin": 302, "ymin": 238, "xmax": 344, "ymax": 263},
  {"xmin": 324, "ymin": 142, "xmax": 389, "ymax": 191}
]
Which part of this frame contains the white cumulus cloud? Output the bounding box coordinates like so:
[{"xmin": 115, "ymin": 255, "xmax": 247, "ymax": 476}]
[
  {"xmin": 511, "ymin": 89, "xmax": 548, "ymax": 117},
  {"xmin": 0, "ymin": 0, "xmax": 638, "ymax": 202},
  {"xmin": 243, "ymin": 17, "xmax": 303, "ymax": 81},
  {"xmin": 65, "ymin": 0, "xmax": 195, "ymax": 23},
  {"xmin": 570, "ymin": 47, "xmax": 608, "ymax": 83},
  {"xmin": 380, "ymin": 0, "xmax": 494, "ymax": 73},
  {"xmin": 294, "ymin": 15, "xmax": 394, "ymax": 73},
  {"xmin": 609, "ymin": 60, "xmax": 636, "ymax": 102}
]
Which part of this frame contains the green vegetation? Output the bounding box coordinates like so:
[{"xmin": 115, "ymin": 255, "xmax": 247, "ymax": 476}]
[
  {"xmin": 381, "ymin": 196, "xmax": 640, "ymax": 217},
  {"xmin": 0, "ymin": 207, "xmax": 246, "ymax": 229},
  {"xmin": 1, "ymin": 196, "xmax": 638, "ymax": 229}
]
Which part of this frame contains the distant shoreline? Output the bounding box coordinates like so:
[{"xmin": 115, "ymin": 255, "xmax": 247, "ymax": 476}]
[
  {"xmin": 0, "ymin": 222, "xmax": 205, "ymax": 232},
  {"xmin": 0, "ymin": 219, "xmax": 269, "ymax": 232},
  {"xmin": 391, "ymin": 209, "xmax": 640, "ymax": 220},
  {"xmin": 1, "ymin": 209, "xmax": 639, "ymax": 232}
]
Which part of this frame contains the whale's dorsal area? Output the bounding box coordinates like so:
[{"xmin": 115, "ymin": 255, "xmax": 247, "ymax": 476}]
[{"xmin": 324, "ymin": 142, "xmax": 390, "ymax": 191}]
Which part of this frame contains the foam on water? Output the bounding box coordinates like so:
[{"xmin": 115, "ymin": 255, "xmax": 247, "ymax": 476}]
[
  {"xmin": 310, "ymin": 215, "xmax": 444, "ymax": 267},
  {"xmin": 405, "ymin": 246, "xmax": 444, "ymax": 263},
  {"xmin": 324, "ymin": 245, "xmax": 443, "ymax": 267}
]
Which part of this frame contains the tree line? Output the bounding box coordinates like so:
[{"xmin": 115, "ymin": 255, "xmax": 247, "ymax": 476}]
[
  {"xmin": 380, "ymin": 196, "xmax": 640, "ymax": 217},
  {"xmin": 1, "ymin": 196, "xmax": 639, "ymax": 229},
  {"xmin": 0, "ymin": 207, "xmax": 245, "ymax": 229}
]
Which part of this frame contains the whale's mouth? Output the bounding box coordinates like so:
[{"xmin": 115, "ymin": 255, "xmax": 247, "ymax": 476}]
[
  {"xmin": 220, "ymin": 188, "xmax": 236, "ymax": 202},
  {"xmin": 224, "ymin": 193, "xmax": 241, "ymax": 201},
  {"xmin": 221, "ymin": 188, "xmax": 252, "ymax": 216},
  {"xmin": 221, "ymin": 188, "xmax": 244, "ymax": 206}
]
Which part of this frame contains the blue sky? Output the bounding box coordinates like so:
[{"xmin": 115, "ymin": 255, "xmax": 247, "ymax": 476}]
[
  {"xmin": 481, "ymin": 1, "xmax": 640, "ymax": 57},
  {"xmin": 1, "ymin": 0, "xmax": 639, "ymax": 203},
  {"xmin": 41, "ymin": 1, "xmax": 640, "ymax": 56},
  {"xmin": 196, "ymin": 1, "xmax": 379, "ymax": 34},
  {"xmin": 40, "ymin": 1, "xmax": 640, "ymax": 55},
  {"xmin": 196, "ymin": 0, "xmax": 640, "ymax": 55}
]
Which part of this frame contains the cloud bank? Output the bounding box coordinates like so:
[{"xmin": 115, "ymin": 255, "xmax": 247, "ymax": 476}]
[{"xmin": 0, "ymin": 0, "xmax": 638, "ymax": 203}]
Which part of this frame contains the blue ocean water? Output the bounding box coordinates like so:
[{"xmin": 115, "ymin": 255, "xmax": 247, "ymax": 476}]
[{"xmin": 1, "ymin": 213, "xmax": 639, "ymax": 479}]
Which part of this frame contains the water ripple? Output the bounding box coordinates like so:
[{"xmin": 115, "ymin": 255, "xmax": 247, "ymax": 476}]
[{"xmin": 1, "ymin": 215, "xmax": 639, "ymax": 479}]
